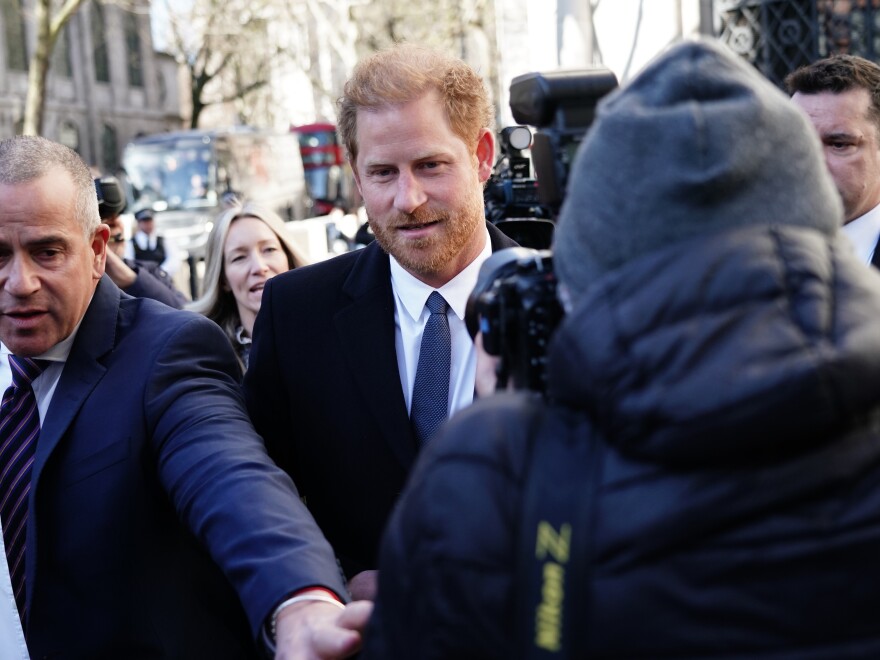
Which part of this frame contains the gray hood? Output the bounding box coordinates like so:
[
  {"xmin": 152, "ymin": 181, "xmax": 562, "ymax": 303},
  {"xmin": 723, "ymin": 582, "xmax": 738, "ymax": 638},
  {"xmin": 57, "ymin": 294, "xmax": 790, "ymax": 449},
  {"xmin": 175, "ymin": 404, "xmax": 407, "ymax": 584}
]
[{"xmin": 553, "ymin": 38, "xmax": 843, "ymax": 297}]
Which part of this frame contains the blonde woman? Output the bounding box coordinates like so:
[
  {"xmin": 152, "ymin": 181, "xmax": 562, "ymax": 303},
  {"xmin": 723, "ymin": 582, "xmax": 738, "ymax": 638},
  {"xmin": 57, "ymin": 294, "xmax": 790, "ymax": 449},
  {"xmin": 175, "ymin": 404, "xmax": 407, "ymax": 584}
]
[{"xmin": 190, "ymin": 202, "xmax": 307, "ymax": 372}]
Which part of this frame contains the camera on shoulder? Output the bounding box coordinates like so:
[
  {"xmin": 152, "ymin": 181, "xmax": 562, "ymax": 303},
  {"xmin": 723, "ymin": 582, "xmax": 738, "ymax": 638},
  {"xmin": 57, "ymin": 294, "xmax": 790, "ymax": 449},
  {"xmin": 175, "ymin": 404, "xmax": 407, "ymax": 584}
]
[{"xmin": 485, "ymin": 67, "xmax": 618, "ymax": 250}]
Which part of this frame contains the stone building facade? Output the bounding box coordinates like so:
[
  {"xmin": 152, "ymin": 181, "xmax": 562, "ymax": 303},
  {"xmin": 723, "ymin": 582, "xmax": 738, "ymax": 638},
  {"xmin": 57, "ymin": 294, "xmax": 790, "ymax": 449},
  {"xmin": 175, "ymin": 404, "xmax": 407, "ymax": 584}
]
[{"xmin": 0, "ymin": 0, "xmax": 181, "ymax": 172}]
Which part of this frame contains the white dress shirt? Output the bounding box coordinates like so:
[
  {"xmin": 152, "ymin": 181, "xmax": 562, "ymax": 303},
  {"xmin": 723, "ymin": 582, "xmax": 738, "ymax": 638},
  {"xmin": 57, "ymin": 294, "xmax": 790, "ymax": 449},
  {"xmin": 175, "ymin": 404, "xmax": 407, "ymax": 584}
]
[
  {"xmin": 0, "ymin": 528, "xmax": 28, "ymax": 660},
  {"xmin": 0, "ymin": 330, "xmax": 80, "ymax": 660},
  {"xmin": 841, "ymin": 203, "xmax": 880, "ymax": 265},
  {"xmin": 391, "ymin": 227, "xmax": 492, "ymax": 418}
]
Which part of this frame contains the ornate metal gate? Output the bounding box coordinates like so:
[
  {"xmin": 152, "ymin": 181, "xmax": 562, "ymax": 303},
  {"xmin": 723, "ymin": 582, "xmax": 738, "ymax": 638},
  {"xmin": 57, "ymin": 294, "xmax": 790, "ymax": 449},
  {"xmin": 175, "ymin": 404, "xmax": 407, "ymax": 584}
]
[{"xmin": 713, "ymin": 0, "xmax": 880, "ymax": 87}]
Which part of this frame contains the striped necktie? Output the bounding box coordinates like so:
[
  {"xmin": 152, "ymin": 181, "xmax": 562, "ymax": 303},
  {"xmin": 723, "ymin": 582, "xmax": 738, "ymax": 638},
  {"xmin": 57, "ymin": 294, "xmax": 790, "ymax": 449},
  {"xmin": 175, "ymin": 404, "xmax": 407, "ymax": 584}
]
[{"xmin": 0, "ymin": 355, "xmax": 48, "ymax": 621}]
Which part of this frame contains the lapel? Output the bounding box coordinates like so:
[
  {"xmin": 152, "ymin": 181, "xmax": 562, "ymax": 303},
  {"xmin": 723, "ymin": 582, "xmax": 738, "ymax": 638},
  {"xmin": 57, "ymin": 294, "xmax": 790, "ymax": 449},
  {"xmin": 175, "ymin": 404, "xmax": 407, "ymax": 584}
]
[
  {"xmin": 31, "ymin": 276, "xmax": 119, "ymax": 490},
  {"xmin": 488, "ymin": 220, "xmax": 521, "ymax": 251},
  {"xmin": 26, "ymin": 276, "xmax": 119, "ymax": 615},
  {"xmin": 871, "ymin": 233, "xmax": 880, "ymax": 269},
  {"xmin": 335, "ymin": 242, "xmax": 418, "ymax": 470},
  {"xmin": 332, "ymin": 224, "xmax": 518, "ymax": 470}
]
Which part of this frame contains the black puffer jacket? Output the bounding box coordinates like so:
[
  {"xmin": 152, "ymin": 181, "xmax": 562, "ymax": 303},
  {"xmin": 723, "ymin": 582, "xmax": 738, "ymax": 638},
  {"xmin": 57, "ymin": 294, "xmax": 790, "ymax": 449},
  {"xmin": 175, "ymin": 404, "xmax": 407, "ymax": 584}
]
[{"xmin": 364, "ymin": 226, "xmax": 880, "ymax": 659}]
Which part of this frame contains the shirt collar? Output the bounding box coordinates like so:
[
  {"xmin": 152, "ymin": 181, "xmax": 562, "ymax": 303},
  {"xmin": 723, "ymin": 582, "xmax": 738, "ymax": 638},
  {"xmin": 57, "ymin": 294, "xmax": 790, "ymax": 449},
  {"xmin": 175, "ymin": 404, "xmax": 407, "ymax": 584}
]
[
  {"xmin": 841, "ymin": 202, "xmax": 880, "ymax": 264},
  {"xmin": 0, "ymin": 317, "xmax": 82, "ymax": 365},
  {"xmin": 234, "ymin": 325, "xmax": 252, "ymax": 346},
  {"xmin": 389, "ymin": 226, "xmax": 492, "ymax": 323}
]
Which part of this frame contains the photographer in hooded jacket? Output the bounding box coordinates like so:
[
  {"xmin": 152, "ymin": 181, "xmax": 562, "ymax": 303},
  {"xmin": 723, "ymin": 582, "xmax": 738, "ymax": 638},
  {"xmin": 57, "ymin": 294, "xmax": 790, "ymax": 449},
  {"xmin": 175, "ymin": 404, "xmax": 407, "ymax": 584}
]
[{"xmin": 362, "ymin": 39, "xmax": 880, "ymax": 659}]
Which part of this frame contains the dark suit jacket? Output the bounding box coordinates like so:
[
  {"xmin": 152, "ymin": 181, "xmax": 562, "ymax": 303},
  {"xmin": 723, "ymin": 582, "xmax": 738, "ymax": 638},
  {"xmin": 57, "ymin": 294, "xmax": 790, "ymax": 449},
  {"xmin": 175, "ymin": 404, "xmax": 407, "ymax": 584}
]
[
  {"xmin": 244, "ymin": 223, "xmax": 518, "ymax": 577},
  {"xmin": 25, "ymin": 276, "xmax": 345, "ymax": 659}
]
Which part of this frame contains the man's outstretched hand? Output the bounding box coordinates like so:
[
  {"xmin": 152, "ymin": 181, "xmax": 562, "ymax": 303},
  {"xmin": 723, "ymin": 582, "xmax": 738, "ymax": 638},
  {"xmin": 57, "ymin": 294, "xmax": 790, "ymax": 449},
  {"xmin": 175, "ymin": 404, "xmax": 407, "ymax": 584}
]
[{"xmin": 275, "ymin": 599, "xmax": 374, "ymax": 660}]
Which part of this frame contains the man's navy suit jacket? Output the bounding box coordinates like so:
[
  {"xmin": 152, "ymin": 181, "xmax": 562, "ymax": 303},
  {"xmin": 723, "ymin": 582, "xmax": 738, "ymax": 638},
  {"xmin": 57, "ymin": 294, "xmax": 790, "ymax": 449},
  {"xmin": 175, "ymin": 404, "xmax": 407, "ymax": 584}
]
[
  {"xmin": 244, "ymin": 223, "xmax": 518, "ymax": 578},
  {"xmin": 24, "ymin": 276, "xmax": 345, "ymax": 659}
]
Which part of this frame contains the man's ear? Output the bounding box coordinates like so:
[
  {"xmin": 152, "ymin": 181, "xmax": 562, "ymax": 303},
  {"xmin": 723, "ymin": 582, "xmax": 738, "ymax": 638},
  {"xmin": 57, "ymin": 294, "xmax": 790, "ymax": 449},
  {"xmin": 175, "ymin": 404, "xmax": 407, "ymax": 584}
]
[
  {"xmin": 92, "ymin": 224, "xmax": 110, "ymax": 278},
  {"xmin": 475, "ymin": 129, "xmax": 495, "ymax": 183}
]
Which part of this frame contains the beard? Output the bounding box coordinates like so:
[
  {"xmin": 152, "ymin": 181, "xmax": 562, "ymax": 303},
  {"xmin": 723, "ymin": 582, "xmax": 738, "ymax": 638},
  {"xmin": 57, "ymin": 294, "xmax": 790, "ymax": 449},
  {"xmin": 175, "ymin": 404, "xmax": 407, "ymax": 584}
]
[{"xmin": 369, "ymin": 186, "xmax": 485, "ymax": 280}]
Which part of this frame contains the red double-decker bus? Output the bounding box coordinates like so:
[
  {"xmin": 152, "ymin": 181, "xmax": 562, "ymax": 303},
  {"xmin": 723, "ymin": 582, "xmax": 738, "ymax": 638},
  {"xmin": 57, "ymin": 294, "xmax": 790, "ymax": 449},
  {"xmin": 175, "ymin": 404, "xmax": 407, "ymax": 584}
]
[
  {"xmin": 292, "ymin": 122, "xmax": 353, "ymax": 215},
  {"xmin": 295, "ymin": 123, "xmax": 343, "ymax": 167}
]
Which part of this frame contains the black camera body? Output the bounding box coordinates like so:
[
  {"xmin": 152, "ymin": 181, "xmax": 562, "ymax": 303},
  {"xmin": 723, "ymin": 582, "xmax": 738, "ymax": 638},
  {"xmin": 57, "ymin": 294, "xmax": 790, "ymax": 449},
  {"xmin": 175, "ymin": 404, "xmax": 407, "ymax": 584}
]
[
  {"xmin": 510, "ymin": 68, "xmax": 618, "ymax": 215},
  {"xmin": 466, "ymin": 248, "xmax": 563, "ymax": 393},
  {"xmin": 484, "ymin": 126, "xmax": 550, "ymax": 221},
  {"xmin": 94, "ymin": 175, "xmax": 127, "ymax": 219},
  {"xmin": 471, "ymin": 68, "xmax": 618, "ymax": 393},
  {"xmin": 484, "ymin": 169, "xmax": 543, "ymax": 216}
]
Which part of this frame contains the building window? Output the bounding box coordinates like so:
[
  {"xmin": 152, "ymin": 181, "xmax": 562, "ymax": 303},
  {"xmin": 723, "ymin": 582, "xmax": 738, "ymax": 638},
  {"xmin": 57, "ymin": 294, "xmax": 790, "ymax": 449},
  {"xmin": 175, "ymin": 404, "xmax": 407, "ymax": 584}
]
[
  {"xmin": 51, "ymin": 24, "xmax": 73, "ymax": 78},
  {"xmin": 102, "ymin": 124, "xmax": 119, "ymax": 172},
  {"xmin": 2, "ymin": 0, "xmax": 28, "ymax": 71},
  {"xmin": 124, "ymin": 11, "xmax": 143, "ymax": 87},
  {"xmin": 58, "ymin": 121, "xmax": 80, "ymax": 154},
  {"xmin": 92, "ymin": 2, "xmax": 110, "ymax": 83}
]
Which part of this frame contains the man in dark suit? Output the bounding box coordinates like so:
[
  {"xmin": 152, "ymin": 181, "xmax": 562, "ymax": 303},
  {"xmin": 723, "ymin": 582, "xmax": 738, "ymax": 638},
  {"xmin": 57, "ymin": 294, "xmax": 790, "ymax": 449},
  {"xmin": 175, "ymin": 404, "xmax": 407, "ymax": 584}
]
[
  {"xmin": 0, "ymin": 136, "xmax": 371, "ymax": 658},
  {"xmin": 244, "ymin": 44, "xmax": 517, "ymax": 600},
  {"xmin": 787, "ymin": 55, "xmax": 880, "ymax": 267}
]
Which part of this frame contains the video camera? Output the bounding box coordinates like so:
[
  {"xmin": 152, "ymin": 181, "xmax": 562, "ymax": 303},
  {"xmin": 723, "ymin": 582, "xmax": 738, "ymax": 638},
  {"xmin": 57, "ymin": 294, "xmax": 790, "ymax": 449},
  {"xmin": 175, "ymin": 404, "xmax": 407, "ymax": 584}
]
[
  {"xmin": 484, "ymin": 68, "xmax": 618, "ymax": 250},
  {"xmin": 470, "ymin": 67, "xmax": 618, "ymax": 393}
]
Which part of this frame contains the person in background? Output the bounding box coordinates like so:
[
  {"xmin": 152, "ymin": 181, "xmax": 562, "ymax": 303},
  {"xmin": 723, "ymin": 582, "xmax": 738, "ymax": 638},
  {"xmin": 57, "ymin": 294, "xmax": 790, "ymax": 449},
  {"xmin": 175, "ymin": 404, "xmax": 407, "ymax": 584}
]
[
  {"xmin": 125, "ymin": 207, "xmax": 181, "ymax": 277},
  {"xmin": 363, "ymin": 39, "xmax": 880, "ymax": 658},
  {"xmin": 243, "ymin": 43, "xmax": 517, "ymax": 601},
  {"xmin": 189, "ymin": 202, "xmax": 307, "ymax": 372},
  {"xmin": 0, "ymin": 135, "xmax": 370, "ymax": 659},
  {"xmin": 95, "ymin": 175, "xmax": 188, "ymax": 309},
  {"xmin": 787, "ymin": 54, "xmax": 880, "ymax": 265}
]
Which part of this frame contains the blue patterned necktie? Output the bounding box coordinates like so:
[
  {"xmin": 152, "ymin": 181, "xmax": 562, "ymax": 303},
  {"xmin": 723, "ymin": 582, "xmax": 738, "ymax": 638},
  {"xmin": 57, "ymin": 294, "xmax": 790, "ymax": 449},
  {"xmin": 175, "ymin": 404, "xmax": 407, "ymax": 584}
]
[
  {"xmin": 0, "ymin": 355, "xmax": 48, "ymax": 621},
  {"xmin": 411, "ymin": 292, "xmax": 451, "ymax": 445}
]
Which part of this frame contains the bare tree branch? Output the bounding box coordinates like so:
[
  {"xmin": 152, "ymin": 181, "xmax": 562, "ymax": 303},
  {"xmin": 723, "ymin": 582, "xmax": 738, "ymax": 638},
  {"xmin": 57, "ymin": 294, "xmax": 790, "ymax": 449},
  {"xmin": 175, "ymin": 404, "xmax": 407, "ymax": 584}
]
[{"xmin": 22, "ymin": 0, "xmax": 89, "ymax": 135}]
